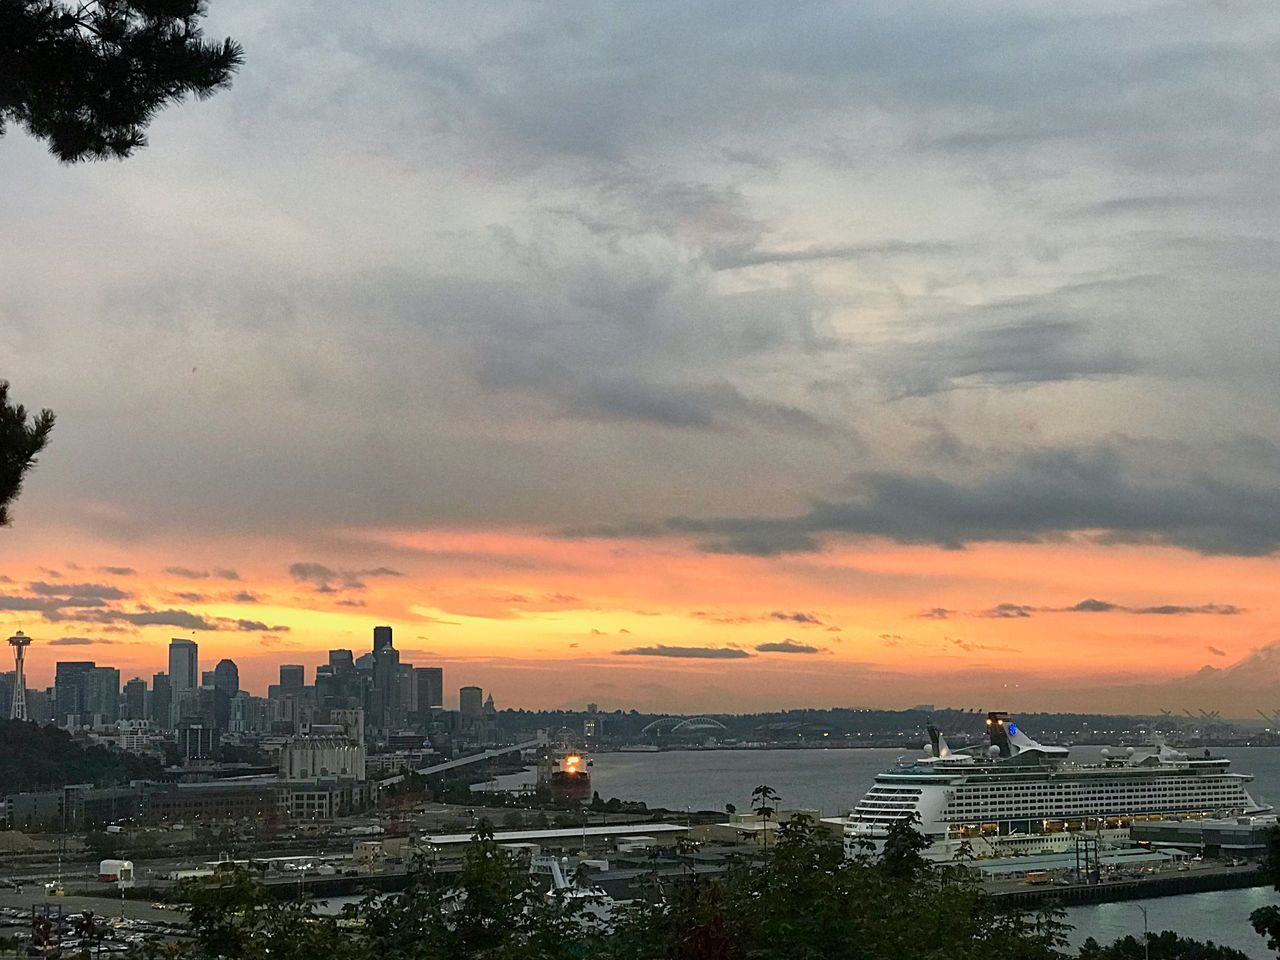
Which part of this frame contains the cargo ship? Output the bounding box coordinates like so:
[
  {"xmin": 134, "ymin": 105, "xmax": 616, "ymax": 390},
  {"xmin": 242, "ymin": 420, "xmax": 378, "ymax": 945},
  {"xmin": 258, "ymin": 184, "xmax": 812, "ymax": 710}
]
[{"xmin": 538, "ymin": 748, "xmax": 592, "ymax": 803}]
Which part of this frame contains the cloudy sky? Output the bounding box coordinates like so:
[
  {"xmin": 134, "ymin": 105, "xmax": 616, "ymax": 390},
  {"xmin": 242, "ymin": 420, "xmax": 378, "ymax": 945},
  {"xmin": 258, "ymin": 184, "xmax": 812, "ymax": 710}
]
[{"xmin": 3, "ymin": 0, "xmax": 1279, "ymax": 714}]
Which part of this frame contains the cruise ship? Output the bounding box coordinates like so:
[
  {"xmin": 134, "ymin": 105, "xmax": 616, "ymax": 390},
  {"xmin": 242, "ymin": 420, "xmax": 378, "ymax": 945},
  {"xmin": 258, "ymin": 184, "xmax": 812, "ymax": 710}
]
[{"xmin": 844, "ymin": 711, "xmax": 1266, "ymax": 860}]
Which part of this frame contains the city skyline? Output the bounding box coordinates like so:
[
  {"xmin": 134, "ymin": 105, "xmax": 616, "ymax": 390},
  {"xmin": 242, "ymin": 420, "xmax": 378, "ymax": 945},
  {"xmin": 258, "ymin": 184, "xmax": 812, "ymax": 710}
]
[{"xmin": 4, "ymin": 2, "xmax": 1280, "ymax": 715}]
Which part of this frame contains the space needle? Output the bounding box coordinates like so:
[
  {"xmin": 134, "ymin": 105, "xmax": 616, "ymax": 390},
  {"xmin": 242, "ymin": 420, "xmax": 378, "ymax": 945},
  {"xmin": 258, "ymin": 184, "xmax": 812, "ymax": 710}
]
[{"xmin": 8, "ymin": 631, "xmax": 31, "ymax": 721}]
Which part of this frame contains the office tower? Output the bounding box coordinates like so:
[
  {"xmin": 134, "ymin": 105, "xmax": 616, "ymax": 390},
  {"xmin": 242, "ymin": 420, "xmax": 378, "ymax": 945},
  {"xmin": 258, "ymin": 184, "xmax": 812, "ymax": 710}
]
[
  {"xmin": 54, "ymin": 661, "xmax": 95, "ymax": 725},
  {"xmin": 150, "ymin": 672, "xmax": 172, "ymax": 727},
  {"xmin": 87, "ymin": 666, "xmax": 120, "ymax": 723},
  {"xmin": 459, "ymin": 685, "xmax": 483, "ymax": 719},
  {"xmin": 8, "ymin": 631, "xmax": 31, "ymax": 721},
  {"xmin": 213, "ymin": 659, "xmax": 239, "ymax": 697},
  {"xmin": 371, "ymin": 626, "xmax": 399, "ymax": 731},
  {"xmin": 329, "ymin": 649, "xmax": 354, "ymax": 672},
  {"xmin": 168, "ymin": 639, "xmax": 198, "ymax": 693},
  {"xmin": 280, "ymin": 664, "xmax": 305, "ymax": 693},
  {"xmin": 414, "ymin": 666, "xmax": 443, "ymax": 712},
  {"xmin": 123, "ymin": 677, "xmax": 147, "ymax": 720}
]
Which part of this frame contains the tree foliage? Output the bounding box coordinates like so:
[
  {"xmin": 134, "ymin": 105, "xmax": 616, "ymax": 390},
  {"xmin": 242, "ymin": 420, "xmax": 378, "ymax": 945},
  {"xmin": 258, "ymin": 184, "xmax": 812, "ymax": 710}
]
[
  {"xmin": 1251, "ymin": 825, "xmax": 1280, "ymax": 955},
  {"xmin": 0, "ymin": 380, "xmax": 54, "ymax": 526},
  {"xmin": 0, "ymin": 719, "xmax": 161, "ymax": 793},
  {"xmin": 163, "ymin": 817, "xmax": 1267, "ymax": 960},
  {"xmin": 0, "ymin": 0, "xmax": 243, "ymax": 162}
]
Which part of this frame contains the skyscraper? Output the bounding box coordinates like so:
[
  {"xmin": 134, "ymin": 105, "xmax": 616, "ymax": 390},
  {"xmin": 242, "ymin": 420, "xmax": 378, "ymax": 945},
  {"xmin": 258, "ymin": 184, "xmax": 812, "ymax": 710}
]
[
  {"xmin": 280, "ymin": 664, "xmax": 305, "ymax": 692},
  {"xmin": 371, "ymin": 626, "xmax": 400, "ymax": 731},
  {"xmin": 151, "ymin": 672, "xmax": 172, "ymax": 727},
  {"xmin": 7, "ymin": 631, "xmax": 31, "ymax": 721},
  {"xmin": 168, "ymin": 639, "xmax": 198, "ymax": 692},
  {"xmin": 413, "ymin": 666, "xmax": 443, "ymax": 712},
  {"xmin": 213, "ymin": 659, "xmax": 239, "ymax": 697},
  {"xmin": 87, "ymin": 666, "xmax": 120, "ymax": 723},
  {"xmin": 459, "ymin": 685, "xmax": 483, "ymax": 719},
  {"xmin": 123, "ymin": 677, "xmax": 147, "ymax": 720},
  {"xmin": 54, "ymin": 661, "xmax": 95, "ymax": 725}
]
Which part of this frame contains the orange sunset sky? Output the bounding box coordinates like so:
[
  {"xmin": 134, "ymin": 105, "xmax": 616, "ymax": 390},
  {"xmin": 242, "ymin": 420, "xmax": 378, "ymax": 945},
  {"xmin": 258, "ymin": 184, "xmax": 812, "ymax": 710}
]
[{"xmin": 4, "ymin": 2, "xmax": 1279, "ymax": 715}]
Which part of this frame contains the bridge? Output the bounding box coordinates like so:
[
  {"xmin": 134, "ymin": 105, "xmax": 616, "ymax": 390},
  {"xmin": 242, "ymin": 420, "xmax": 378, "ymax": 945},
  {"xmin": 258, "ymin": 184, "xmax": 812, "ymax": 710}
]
[
  {"xmin": 377, "ymin": 735, "xmax": 547, "ymax": 788},
  {"xmin": 640, "ymin": 716, "xmax": 729, "ymax": 736}
]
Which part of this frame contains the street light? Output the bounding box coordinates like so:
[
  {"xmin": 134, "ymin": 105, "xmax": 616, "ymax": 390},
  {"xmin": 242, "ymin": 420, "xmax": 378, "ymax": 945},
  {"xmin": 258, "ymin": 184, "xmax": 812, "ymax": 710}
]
[{"xmin": 1134, "ymin": 904, "xmax": 1149, "ymax": 960}]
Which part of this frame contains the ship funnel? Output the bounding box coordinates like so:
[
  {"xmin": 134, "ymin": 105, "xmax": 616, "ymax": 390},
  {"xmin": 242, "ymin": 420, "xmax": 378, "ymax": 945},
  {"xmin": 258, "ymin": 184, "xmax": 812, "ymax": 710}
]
[
  {"xmin": 927, "ymin": 723, "xmax": 954, "ymax": 759},
  {"xmin": 986, "ymin": 711, "xmax": 1013, "ymax": 757}
]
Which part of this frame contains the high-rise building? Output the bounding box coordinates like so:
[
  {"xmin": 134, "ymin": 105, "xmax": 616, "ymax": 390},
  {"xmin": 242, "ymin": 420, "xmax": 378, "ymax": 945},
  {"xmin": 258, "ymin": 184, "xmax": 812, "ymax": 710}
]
[
  {"xmin": 150, "ymin": 672, "xmax": 172, "ymax": 728},
  {"xmin": 123, "ymin": 677, "xmax": 147, "ymax": 720},
  {"xmin": 87, "ymin": 666, "xmax": 120, "ymax": 723},
  {"xmin": 213, "ymin": 659, "xmax": 239, "ymax": 697},
  {"xmin": 329, "ymin": 649, "xmax": 354, "ymax": 672},
  {"xmin": 54, "ymin": 661, "xmax": 95, "ymax": 725},
  {"xmin": 7, "ymin": 631, "xmax": 31, "ymax": 721},
  {"xmin": 414, "ymin": 667, "xmax": 443, "ymax": 712},
  {"xmin": 459, "ymin": 685, "xmax": 484, "ymax": 719},
  {"xmin": 168, "ymin": 639, "xmax": 198, "ymax": 693},
  {"xmin": 280, "ymin": 664, "xmax": 305, "ymax": 692},
  {"xmin": 371, "ymin": 626, "xmax": 400, "ymax": 731}
]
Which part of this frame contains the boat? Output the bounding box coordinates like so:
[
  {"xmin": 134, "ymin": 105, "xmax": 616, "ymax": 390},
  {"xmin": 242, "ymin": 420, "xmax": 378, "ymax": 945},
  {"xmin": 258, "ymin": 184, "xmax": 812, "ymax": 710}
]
[
  {"xmin": 537, "ymin": 746, "xmax": 593, "ymax": 803},
  {"xmin": 844, "ymin": 711, "xmax": 1267, "ymax": 861}
]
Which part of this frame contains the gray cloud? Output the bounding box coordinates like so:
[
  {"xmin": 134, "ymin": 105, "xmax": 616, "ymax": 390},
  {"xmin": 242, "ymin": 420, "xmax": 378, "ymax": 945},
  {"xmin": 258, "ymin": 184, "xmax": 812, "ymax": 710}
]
[
  {"xmin": 616, "ymin": 644, "xmax": 752, "ymax": 659},
  {"xmin": 3, "ymin": 0, "xmax": 1280, "ymax": 611},
  {"xmin": 980, "ymin": 603, "xmax": 1035, "ymax": 619},
  {"xmin": 96, "ymin": 566, "xmax": 136, "ymax": 576},
  {"xmin": 28, "ymin": 582, "xmax": 130, "ymax": 600},
  {"xmin": 755, "ymin": 639, "xmax": 823, "ymax": 654},
  {"xmin": 163, "ymin": 567, "xmax": 240, "ymax": 581},
  {"xmin": 288, "ymin": 562, "xmax": 404, "ymax": 592},
  {"xmin": 986, "ymin": 598, "xmax": 1245, "ymax": 618},
  {"xmin": 916, "ymin": 608, "xmax": 953, "ymax": 620},
  {"xmin": 581, "ymin": 445, "xmax": 1280, "ymax": 557},
  {"xmin": 48, "ymin": 636, "xmax": 110, "ymax": 646},
  {"xmin": 1207, "ymin": 645, "xmax": 1227, "ymax": 657},
  {"xmin": 769, "ymin": 611, "xmax": 823, "ymax": 625}
]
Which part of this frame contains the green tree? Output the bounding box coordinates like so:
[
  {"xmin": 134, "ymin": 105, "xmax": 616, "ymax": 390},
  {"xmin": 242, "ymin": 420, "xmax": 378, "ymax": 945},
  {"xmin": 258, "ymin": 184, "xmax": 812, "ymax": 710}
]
[
  {"xmin": 1078, "ymin": 931, "xmax": 1250, "ymax": 959},
  {"xmin": 0, "ymin": 382, "xmax": 54, "ymax": 527},
  {"xmin": 1251, "ymin": 825, "xmax": 1280, "ymax": 954},
  {"xmin": 0, "ymin": 0, "xmax": 243, "ymax": 162},
  {"xmin": 750, "ymin": 783, "xmax": 779, "ymax": 850}
]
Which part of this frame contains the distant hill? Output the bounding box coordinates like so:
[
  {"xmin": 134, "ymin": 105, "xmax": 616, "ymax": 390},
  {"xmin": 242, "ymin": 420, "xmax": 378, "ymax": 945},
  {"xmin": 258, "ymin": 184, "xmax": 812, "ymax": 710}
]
[{"xmin": 0, "ymin": 720, "xmax": 162, "ymax": 793}]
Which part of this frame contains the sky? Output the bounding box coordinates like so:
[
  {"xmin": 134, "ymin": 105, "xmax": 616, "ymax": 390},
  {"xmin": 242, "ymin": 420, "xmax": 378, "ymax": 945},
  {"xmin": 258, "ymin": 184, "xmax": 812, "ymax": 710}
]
[{"xmin": 2, "ymin": 0, "xmax": 1279, "ymax": 715}]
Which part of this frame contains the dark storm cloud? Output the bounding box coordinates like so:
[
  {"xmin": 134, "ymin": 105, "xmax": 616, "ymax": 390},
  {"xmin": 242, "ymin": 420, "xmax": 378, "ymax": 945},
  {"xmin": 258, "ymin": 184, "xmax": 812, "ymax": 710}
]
[
  {"xmin": 616, "ymin": 644, "xmax": 752, "ymax": 659},
  {"xmin": 582, "ymin": 445, "xmax": 1280, "ymax": 557},
  {"xmin": 756, "ymin": 639, "xmax": 824, "ymax": 654},
  {"xmin": 7, "ymin": 0, "xmax": 1280, "ymax": 562}
]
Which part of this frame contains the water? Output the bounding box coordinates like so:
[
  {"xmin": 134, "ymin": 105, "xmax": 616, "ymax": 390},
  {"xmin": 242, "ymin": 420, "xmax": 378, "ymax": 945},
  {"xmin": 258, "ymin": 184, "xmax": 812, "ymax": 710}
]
[
  {"xmin": 1063, "ymin": 887, "xmax": 1274, "ymax": 958},
  {"xmin": 478, "ymin": 744, "xmax": 1280, "ymax": 955},
  {"xmin": 483, "ymin": 744, "xmax": 1280, "ymax": 817}
]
